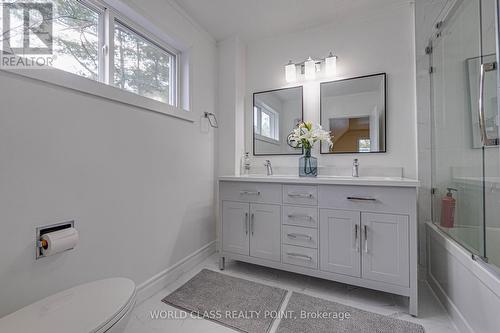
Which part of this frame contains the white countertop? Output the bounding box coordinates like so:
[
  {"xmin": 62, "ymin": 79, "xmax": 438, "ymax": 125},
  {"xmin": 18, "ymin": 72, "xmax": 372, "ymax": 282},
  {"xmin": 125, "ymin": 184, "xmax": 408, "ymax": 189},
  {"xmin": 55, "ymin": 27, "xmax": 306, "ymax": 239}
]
[{"xmin": 219, "ymin": 175, "xmax": 420, "ymax": 187}]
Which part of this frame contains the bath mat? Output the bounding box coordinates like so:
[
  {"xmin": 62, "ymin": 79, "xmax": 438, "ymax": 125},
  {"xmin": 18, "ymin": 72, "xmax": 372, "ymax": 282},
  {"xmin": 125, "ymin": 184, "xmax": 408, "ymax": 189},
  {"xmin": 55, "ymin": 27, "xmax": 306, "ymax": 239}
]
[
  {"xmin": 276, "ymin": 292, "xmax": 425, "ymax": 333},
  {"xmin": 162, "ymin": 269, "xmax": 287, "ymax": 333}
]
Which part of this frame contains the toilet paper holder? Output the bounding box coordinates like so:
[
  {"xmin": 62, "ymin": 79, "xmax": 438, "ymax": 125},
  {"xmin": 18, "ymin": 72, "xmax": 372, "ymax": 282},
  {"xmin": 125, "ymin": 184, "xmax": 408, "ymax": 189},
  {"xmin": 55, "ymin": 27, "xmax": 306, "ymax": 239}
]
[{"xmin": 36, "ymin": 220, "xmax": 75, "ymax": 259}]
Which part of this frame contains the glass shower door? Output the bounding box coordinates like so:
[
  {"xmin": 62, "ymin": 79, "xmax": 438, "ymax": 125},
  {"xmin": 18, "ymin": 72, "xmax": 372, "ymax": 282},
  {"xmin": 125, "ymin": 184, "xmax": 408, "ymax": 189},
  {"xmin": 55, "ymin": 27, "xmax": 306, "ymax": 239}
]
[
  {"xmin": 481, "ymin": 0, "xmax": 500, "ymax": 268},
  {"xmin": 430, "ymin": 0, "xmax": 485, "ymax": 257}
]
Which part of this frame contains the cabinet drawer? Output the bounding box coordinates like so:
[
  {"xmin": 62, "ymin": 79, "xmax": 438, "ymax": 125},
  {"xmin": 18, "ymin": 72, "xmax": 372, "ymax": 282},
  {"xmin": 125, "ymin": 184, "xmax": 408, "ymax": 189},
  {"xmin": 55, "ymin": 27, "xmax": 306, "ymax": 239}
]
[
  {"xmin": 318, "ymin": 185, "xmax": 415, "ymax": 214},
  {"xmin": 283, "ymin": 185, "xmax": 318, "ymax": 206},
  {"xmin": 220, "ymin": 181, "xmax": 282, "ymax": 204},
  {"xmin": 282, "ymin": 225, "xmax": 318, "ymax": 249},
  {"xmin": 282, "ymin": 245, "xmax": 318, "ymax": 269},
  {"xmin": 283, "ymin": 205, "xmax": 318, "ymax": 228}
]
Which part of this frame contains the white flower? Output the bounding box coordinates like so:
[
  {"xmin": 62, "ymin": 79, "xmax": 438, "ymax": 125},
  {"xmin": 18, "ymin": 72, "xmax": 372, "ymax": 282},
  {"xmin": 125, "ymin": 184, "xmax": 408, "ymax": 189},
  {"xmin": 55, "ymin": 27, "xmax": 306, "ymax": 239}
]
[{"xmin": 288, "ymin": 122, "xmax": 333, "ymax": 149}]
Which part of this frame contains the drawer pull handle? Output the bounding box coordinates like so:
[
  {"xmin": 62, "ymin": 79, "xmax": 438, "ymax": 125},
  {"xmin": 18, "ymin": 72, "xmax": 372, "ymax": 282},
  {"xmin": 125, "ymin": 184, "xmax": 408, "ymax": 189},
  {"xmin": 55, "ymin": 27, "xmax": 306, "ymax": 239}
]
[
  {"xmin": 287, "ymin": 214, "xmax": 312, "ymax": 220},
  {"xmin": 347, "ymin": 196, "xmax": 377, "ymax": 202},
  {"xmin": 286, "ymin": 252, "xmax": 313, "ymax": 261},
  {"xmin": 287, "ymin": 233, "xmax": 313, "ymax": 241},
  {"xmin": 288, "ymin": 193, "xmax": 313, "ymax": 198},
  {"xmin": 240, "ymin": 191, "xmax": 261, "ymax": 196}
]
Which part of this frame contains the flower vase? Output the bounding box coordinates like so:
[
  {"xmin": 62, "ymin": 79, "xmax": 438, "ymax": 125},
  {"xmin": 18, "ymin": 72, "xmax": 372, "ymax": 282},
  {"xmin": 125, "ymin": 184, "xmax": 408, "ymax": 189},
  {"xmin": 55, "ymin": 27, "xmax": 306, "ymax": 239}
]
[{"xmin": 299, "ymin": 148, "xmax": 317, "ymax": 177}]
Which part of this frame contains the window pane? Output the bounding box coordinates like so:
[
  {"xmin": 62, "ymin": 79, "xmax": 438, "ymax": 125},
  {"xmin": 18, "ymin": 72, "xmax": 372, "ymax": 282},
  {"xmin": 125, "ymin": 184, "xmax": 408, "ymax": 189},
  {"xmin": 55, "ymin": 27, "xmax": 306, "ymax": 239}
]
[
  {"xmin": 52, "ymin": 0, "xmax": 100, "ymax": 80},
  {"xmin": 254, "ymin": 107, "xmax": 260, "ymax": 134},
  {"xmin": 114, "ymin": 21, "xmax": 174, "ymax": 104},
  {"xmin": 261, "ymin": 112, "xmax": 271, "ymax": 138}
]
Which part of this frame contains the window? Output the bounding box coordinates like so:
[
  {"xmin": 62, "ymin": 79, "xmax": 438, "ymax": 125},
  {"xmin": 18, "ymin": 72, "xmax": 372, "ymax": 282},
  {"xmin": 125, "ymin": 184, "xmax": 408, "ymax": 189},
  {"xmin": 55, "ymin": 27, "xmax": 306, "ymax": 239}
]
[
  {"xmin": 51, "ymin": 0, "xmax": 102, "ymax": 80},
  {"xmin": 358, "ymin": 138, "xmax": 371, "ymax": 152},
  {"xmin": 2, "ymin": 0, "xmax": 178, "ymax": 106},
  {"xmin": 254, "ymin": 105, "xmax": 279, "ymax": 142},
  {"xmin": 113, "ymin": 21, "xmax": 175, "ymax": 104}
]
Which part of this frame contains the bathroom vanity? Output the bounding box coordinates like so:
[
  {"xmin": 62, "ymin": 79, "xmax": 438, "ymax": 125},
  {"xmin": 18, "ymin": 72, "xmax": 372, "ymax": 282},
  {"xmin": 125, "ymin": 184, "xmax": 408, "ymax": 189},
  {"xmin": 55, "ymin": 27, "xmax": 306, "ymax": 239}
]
[{"xmin": 218, "ymin": 175, "xmax": 419, "ymax": 316}]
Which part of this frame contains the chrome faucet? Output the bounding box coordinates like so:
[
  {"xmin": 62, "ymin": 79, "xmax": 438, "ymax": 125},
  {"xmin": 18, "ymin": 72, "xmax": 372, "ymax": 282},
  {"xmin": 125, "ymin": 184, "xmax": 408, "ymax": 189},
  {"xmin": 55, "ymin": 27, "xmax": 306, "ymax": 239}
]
[
  {"xmin": 352, "ymin": 158, "xmax": 359, "ymax": 177},
  {"xmin": 264, "ymin": 160, "xmax": 273, "ymax": 176}
]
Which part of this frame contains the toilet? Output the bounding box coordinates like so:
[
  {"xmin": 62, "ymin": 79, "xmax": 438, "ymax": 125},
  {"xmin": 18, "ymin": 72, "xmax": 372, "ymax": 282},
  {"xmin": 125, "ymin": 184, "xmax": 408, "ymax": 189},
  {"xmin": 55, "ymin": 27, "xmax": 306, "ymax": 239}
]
[{"xmin": 0, "ymin": 278, "xmax": 136, "ymax": 333}]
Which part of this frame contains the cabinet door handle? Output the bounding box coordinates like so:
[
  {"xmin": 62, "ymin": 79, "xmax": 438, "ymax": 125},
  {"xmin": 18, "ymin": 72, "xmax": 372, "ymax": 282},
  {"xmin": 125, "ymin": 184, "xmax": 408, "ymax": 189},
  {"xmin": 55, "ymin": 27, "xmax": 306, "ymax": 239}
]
[
  {"xmin": 354, "ymin": 224, "xmax": 359, "ymax": 252},
  {"xmin": 287, "ymin": 214, "xmax": 312, "ymax": 220},
  {"xmin": 251, "ymin": 213, "xmax": 255, "ymax": 235},
  {"xmin": 287, "ymin": 233, "xmax": 313, "ymax": 241},
  {"xmin": 288, "ymin": 193, "xmax": 313, "ymax": 198},
  {"xmin": 347, "ymin": 196, "xmax": 377, "ymax": 202},
  {"xmin": 364, "ymin": 225, "xmax": 368, "ymax": 253},
  {"xmin": 286, "ymin": 252, "xmax": 313, "ymax": 261},
  {"xmin": 240, "ymin": 190, "xmax": 261, "ymax": 196},
  {"xmin": 244, "ymin": 212, "xmax": 249, "ymax": 235}
]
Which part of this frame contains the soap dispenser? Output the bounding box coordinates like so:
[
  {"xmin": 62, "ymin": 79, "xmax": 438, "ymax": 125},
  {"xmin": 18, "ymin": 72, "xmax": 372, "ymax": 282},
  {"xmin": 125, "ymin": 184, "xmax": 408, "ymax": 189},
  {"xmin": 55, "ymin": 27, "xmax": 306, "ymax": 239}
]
[{"xmin": 440, "ymin": 188, "xmax": 457, "ymax": 228}]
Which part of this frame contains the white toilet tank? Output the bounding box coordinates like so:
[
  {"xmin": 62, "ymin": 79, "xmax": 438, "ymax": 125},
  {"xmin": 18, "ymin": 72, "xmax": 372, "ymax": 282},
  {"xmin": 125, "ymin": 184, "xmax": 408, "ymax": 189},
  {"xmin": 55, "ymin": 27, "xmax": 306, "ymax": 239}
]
[{"xmin": 0, "ymin": 278, "xmax": 136, "ymax": 333}]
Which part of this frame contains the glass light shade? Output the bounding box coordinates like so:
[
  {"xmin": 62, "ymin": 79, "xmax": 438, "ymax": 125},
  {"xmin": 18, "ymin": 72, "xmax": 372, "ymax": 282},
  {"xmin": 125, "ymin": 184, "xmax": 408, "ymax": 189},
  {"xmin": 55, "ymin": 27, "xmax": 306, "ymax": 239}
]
[
  {"xmin": 285, "ymin": 61, "xmax": 297, "ymax": 83},
  {"xmin": 304, "ymin": 57, "xmax": 316, "ymax": 80},
  {"xmin": 325, "ymin": 54, "xmax": 337, "ymax": 76}
]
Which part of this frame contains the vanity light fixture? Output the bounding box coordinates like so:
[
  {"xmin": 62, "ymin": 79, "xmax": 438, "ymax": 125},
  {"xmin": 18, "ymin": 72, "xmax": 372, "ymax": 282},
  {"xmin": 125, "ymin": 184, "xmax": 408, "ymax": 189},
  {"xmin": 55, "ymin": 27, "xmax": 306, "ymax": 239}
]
[
  {"xmin": 304, "ymin": 57, "xmax": 317, "ymax": 80},
  {"xmin": 325, "ymin": 52, "xmax": 337, "ymax": 76},
  {"xmin": 284, "ymin": 52, "xmax": 338, "ymax": 82},
  {"xmin": 285, "ymin": 60, "xmax": 297, "ymax": 83}
]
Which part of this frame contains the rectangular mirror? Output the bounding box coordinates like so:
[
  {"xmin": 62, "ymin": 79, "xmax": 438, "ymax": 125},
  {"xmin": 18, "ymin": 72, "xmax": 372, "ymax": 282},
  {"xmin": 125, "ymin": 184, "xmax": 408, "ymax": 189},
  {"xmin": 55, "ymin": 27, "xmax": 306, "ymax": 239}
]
[
  {"xmin": 253, "ymin": 86, "xmax": 303, "ymax": 155},
  {"xmin": 320, "ymin": 73, "xmax": 386, "ymax": 154}
]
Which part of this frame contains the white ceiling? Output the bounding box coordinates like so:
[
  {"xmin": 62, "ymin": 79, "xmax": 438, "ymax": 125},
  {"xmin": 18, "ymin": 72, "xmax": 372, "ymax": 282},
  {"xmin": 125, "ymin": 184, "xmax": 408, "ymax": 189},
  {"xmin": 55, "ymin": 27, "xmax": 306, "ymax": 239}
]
[{"xmin": 174, "ymin": 0, "xmax": 400, "ymax": 41}]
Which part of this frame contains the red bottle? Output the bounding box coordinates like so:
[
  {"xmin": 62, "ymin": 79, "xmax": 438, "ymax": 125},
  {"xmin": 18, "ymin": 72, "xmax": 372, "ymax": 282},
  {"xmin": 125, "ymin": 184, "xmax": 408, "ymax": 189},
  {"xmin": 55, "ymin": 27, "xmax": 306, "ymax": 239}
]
[{"xmin": 441, "ymin": 188, "xmax": 457, "ymax": 228}]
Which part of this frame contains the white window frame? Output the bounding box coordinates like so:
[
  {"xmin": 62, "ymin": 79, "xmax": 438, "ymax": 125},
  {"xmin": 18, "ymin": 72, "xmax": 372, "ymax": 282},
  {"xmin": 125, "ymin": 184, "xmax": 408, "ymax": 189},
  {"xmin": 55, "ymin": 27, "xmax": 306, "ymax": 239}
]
[
  {"xmin": 254, "ymin": 103, "xmax": 280, "ymax": 144},
  {"xmin": 0, "ymin": 0, "xmax": 192, "ymax": 122}
]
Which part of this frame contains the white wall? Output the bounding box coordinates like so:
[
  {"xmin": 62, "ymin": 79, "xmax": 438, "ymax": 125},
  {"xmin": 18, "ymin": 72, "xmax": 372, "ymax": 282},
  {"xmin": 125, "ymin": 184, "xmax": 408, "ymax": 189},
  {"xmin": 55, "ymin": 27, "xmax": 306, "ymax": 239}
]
[
  {"xmin": 243, "ymin": 2, "xmax": 417, "ymax": 178},
  {"xmin": 217, "ymin": 37, "xmax": 246, "ymax": 175},
  {"xmin": 0, "ymin": 0, "xmax": 217, "ymax": 317}
]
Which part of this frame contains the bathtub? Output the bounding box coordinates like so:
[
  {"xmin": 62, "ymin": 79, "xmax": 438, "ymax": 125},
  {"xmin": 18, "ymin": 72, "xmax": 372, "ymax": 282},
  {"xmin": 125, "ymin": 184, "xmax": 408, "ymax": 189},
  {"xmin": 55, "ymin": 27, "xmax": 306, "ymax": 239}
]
[
  {"xmin": 426, "ymin": 222, "xmax": 500, "ymax": 333},
  {"xmin": 441, "ymin": 225, "xmax": 500, "ymax": 268}
]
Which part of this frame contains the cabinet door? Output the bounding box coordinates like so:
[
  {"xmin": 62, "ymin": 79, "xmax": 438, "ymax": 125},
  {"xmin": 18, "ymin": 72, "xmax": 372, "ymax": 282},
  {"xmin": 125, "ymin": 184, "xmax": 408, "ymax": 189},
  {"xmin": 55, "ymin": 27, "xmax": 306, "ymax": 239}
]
[
  {"xmin": 361, "ymin": 213, "xmax": 409, "ymax": 286},
  {"xmin": 222, "ymin": 201, "xmax": 249, "ymax": 256},
  {"xmin": 319, "ymin": 209, "xmax": 361, "ymax": 277},
  {"xmin": 250, "ymin": 203, "xmax": 281, "ymax": 262}
]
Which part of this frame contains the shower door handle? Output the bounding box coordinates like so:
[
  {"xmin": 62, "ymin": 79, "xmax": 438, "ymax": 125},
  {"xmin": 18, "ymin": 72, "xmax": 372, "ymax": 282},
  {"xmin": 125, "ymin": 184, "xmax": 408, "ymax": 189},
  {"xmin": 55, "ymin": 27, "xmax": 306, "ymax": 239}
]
[
  {"xmin": 479, "ymin": 63, "xmax": 488, "ymax": 146},
  {"xmin": 479, "ymin": 63, "xmax": 499, "ymax": 146}
]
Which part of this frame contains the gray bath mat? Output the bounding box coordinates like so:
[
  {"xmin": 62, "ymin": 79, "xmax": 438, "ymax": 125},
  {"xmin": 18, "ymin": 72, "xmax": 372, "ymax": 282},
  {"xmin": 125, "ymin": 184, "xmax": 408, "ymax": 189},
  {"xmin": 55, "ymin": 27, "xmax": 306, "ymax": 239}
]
[
  {"xmin": 277, "ymin": 292, "xmax": 425, "ymax": 333},
  {"xmin": 162, "ymin": 269, "xmax": 287, "ymax": 333}
]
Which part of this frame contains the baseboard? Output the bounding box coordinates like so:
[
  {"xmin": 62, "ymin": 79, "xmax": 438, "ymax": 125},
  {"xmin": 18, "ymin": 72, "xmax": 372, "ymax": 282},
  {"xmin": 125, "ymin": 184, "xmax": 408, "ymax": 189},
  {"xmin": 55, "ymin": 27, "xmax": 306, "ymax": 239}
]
[
  {"xmin": 427, "ymin": 271, "xmax": 473, "ymax": 333},
  {"xmin": 135, "ymin": 241, "xmax": 216, "ymax": 304}
]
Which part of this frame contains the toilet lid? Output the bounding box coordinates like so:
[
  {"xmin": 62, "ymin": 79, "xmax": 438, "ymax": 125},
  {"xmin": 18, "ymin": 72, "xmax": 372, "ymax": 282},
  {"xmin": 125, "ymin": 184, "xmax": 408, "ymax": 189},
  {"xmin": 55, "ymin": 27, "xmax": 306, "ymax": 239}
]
[{"xmin": 0, "ymin": 278, "xmax": 136, "ymax": 333}]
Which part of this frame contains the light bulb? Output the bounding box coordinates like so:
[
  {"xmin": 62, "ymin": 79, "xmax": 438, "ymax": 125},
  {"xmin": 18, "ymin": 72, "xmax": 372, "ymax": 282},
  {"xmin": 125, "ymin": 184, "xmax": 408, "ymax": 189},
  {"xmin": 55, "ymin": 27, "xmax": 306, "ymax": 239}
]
[
  {"xmin": 304, "ymin": 57, "xmax": 316, "ymax": 80},
  {"xmin": 285, "ymin": 60, "xmax": 297, "ymax": 83},
  {"xmin": 325, "ymin": 52, "xmax": 337, "ymax": 76}
]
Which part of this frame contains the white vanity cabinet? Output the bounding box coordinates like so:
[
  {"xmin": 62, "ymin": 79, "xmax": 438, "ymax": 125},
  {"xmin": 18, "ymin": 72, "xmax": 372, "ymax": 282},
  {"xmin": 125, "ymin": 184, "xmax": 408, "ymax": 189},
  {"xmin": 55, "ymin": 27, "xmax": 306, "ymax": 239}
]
[{"xmin": 218, "ymin": 176, "xmax": 418, "ymax": 316}]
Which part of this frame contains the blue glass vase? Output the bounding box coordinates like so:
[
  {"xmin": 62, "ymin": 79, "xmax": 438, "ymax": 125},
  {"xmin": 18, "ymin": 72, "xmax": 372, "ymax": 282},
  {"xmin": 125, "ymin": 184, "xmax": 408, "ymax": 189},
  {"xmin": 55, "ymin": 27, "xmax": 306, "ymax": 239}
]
[{"xmin": 299, "ymin": 148, "xmax": 317, "ymax": 177}]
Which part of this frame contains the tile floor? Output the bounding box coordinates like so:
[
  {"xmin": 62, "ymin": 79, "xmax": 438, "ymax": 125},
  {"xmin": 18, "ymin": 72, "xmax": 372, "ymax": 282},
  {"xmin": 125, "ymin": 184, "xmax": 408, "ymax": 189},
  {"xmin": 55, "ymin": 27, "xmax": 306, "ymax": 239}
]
[{"xmin": 124, "ymin": 255, "xmax": 458, "ymax": 333}]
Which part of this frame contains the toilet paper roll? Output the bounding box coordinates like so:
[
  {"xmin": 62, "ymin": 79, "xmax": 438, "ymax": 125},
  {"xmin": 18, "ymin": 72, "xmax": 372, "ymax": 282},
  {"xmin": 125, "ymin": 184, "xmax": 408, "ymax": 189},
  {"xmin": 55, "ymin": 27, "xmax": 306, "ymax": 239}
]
[{"xmin": 41, "ymin": 227, "xmax": 79, "ymax": 256}]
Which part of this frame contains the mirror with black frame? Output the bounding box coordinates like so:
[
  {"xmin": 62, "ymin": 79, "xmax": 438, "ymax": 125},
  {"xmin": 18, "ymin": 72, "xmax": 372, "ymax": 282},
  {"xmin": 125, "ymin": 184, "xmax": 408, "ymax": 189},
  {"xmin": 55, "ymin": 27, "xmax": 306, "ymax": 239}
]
[
  {"xmin": 253, "ymin": 86, "xmax": 303, "ymax": 155},
  {"xmin": 320, "ymin": 73, "xmax": 386, "ymax": 154}
]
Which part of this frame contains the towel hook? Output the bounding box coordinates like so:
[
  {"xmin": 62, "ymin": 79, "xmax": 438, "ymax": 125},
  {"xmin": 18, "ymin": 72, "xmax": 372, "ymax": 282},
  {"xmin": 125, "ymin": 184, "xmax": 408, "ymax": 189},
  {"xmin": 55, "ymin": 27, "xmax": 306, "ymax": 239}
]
[{"xmin": 204, "ymin": 112, "xmax": 219, "ymax": 128}]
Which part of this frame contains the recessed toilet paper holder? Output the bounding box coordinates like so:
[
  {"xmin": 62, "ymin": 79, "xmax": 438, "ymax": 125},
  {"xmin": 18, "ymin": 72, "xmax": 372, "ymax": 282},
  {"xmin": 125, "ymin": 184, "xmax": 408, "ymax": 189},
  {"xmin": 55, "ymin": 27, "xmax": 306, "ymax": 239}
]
[{"xmin": 36, "ymin": 220, "xmax": 75, "ymax": 259}]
